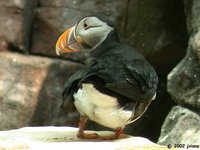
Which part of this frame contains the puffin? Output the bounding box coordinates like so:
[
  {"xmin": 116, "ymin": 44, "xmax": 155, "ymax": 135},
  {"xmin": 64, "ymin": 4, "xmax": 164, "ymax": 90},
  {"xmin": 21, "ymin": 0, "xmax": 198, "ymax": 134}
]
[{"xmin": 55, "ymin": 15, "xmax": 158, "ymax": 140}]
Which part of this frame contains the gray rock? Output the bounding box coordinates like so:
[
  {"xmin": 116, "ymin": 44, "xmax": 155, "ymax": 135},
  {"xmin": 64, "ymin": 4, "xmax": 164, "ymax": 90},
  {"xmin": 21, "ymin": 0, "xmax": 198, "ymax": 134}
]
[
  {"xmin": 0, "ymin": 8, "xmax": 23, "ymax": 51},
  {"xmin": 184, "ymin": 0, "xmax": 200, "ymax": 61},
  {"xmin": 0, "ymin": 0, "xmax": 38, "ymax": 53},
  {"xmin": 0, "ymin": 0, "xmax": 25, "ymax": 9},
  {"xmin": 125, "ymin": 0, "xmax": 188, "ymax": 68},
  {"xmin": 167, "ymin": 0, "xmax": 200, "ymax": 110},
  {"xmin": 38, "ymin": 0, "xmax": 127, "ymax": 22},
  {"xmin": 0, "ymin": 52, "xmax": 83, "ymax": 130},
  {"xmin": 158, "ymin": 106, "xmax": 200, "ymax": 145},
  {"xmin": 167, "ymin": 49, "xmax": 200, "ymax": 109}
]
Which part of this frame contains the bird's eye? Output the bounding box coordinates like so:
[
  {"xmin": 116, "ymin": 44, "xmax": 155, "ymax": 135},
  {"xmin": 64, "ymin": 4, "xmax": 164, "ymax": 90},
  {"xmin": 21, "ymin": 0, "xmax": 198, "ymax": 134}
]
[{"xmin": 83, "ymin": 22, "xmax": 89, "ymax": 29}]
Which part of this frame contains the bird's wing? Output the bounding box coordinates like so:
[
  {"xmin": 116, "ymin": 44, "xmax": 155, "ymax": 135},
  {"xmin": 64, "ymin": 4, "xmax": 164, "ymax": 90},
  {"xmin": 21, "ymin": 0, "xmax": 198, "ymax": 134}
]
[
  {"xmin": 103, "ymin": 59, "xmax": 158, "ymax": 102},
  {"xmin": 61, "ymin": 69, "xmax": 87, "ymax": 111},
  {"xmin": 61, "ymin": 58, "xmax": 158, "ymax": 111}
]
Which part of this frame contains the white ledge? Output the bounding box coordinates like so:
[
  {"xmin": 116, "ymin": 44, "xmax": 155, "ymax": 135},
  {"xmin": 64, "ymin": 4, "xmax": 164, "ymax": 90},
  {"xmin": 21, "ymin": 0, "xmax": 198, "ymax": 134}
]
[{"xmin": 0, "ymin": 126, "xmax": 168, "ymax": 150}]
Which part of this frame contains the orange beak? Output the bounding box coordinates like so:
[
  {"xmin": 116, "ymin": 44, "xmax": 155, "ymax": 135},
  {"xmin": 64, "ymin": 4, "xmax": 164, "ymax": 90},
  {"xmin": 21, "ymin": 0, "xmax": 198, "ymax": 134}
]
[{"xmin": 56, "ymin": 26, "xmax": 83, "ymax": 55}]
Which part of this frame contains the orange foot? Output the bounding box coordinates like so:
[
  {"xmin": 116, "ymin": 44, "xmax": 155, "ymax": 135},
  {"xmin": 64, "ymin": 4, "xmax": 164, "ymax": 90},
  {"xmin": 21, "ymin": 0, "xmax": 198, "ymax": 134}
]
[
  {"xmin": 77, "ymin": 118, "xmax": 125, "ymax": 140},
  {"xmin": 77, "ymin": 117, "xmax": 99, "ymax": 139},
  {"xmin": 77, "ymin": 131, "xmax": 99, "ymax": 139},
  {"xmin": 98, "ymin": 129, "xmax": 126, "ymax": 140}
]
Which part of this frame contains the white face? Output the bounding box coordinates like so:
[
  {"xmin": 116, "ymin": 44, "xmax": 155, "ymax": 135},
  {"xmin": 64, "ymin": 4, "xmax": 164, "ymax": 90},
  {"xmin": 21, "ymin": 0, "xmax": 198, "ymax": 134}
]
[{"xmin": 74, "ymin": 17, "xmax": 114, "ymax": 50}]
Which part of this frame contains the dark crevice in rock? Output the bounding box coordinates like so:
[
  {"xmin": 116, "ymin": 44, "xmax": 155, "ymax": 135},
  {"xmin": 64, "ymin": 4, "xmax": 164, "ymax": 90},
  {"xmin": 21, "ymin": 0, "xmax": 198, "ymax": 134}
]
[
  {"xmin": 22, "ymin": 0, "xmax": 38, "ymax": 54},
  {"xmin": 7, "ymin": 43, "xmax": 23, "ymax": 54}
]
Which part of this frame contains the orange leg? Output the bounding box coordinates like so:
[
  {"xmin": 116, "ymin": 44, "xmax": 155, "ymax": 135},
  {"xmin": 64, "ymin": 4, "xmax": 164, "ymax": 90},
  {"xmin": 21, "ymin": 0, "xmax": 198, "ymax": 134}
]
[
  {"xmin": 77, "ymin": 117, "xmax": 99, "ymax": 139},
  {"xmin": 77, "ymin": 118, "xmax": 126, "ymax": 140},
  {"xmin": 99, "ymin": 128, "xmax": 124, "ymax": 140}
]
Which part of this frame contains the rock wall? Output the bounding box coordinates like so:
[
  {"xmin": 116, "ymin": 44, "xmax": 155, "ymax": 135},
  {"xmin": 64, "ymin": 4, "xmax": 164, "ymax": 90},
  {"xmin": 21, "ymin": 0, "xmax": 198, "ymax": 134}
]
[
  {"xmin": 158, "ymin": 106, "xmax": 200, "ymax": 145},
  {"xmin": 0, "ymin": 0, "xmax": 192, "ymax": 143},
  {"xmin": 0, "ymin": 1, "xmax": 24, "ymax": 51},
  {"xmin": 158, "ymin": 0, "xmax": 200, "ymax": 145},
  {"xmin": 0, "ymin": 52, "xmax": 83, "ymax": 129}
]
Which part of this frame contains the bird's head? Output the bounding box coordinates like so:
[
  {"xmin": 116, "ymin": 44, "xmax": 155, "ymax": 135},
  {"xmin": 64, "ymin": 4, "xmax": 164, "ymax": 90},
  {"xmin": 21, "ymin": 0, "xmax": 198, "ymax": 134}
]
[{"xmin": 56, "ymin": 15, "xmax": 118, "ymax": 55}]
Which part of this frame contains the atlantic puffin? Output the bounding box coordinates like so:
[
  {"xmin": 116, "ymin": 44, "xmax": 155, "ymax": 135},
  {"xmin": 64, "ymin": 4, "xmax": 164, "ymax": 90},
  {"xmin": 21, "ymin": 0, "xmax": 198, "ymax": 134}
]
[{"xmin": 55, "ymin": 15, "xmax": 158, "ymax": 140}]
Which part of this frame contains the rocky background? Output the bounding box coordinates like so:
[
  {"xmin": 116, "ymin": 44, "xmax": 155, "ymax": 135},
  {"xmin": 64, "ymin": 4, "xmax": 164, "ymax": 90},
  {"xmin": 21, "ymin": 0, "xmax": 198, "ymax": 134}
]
[{"xmin": 0, "ymin": 0, "xmax": 199, "ymax": 144}]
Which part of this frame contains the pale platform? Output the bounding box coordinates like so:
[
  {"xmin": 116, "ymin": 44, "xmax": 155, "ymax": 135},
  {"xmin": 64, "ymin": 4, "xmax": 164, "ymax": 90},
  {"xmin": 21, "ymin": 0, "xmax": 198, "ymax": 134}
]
[{"xmin": 0, "ymin": 127, "xmax": 171, "ymax": 150}]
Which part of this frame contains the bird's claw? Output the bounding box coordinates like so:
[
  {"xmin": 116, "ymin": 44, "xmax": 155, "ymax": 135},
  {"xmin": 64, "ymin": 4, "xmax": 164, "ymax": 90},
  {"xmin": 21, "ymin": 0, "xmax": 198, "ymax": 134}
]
[
  {"xmin": 77, "ymin": 132, "xmax": 99, "ymax": 139},
  {"xmin": 98, "ymin": 133, "xmax": 127, "ymax": 140}
]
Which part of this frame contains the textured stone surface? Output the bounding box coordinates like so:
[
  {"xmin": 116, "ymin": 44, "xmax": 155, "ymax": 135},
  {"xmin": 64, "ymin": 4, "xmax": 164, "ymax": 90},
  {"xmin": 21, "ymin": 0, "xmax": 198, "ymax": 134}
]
[
  {"xmin": 0, "ymin": 8, "xmax": 23, "ymax": 51},
  {"xmin": 167, "ymin": 0, "xmax": 200, "ymax": 110},
  {"xmin": 0, "ymin": 52, "xmax": 83, "ymax": 130},
  {"xmin": 0, "ymin": 0, "xmax": 25, "ymax": 8},
  {"xmin": 125, "ymin": 0, "xmax": 188, "ymax": 68},
  {"xmin": 38, "ymin": 0, "xmax": 127, "ymax": 23},
  {"xmin": 184, "ymin": 0, "xmax": 200, "ymax": 35},
  {"xmin": 167, "ymin": 50, "xmax": 200, "ymax": 109},
  {"xmin": 0, "ymin": 127, "xmax": 168, "ymax": 150},
  {"xmin": 185, "ymin": 0, "xmax": 200, "ymax": 61},
  {"xmin": 158, "ymin": 106, "xmax": 200, "ymax": 145},
  {"xmin": 163, "ymin": 1, "xmax": 200, "ymax": 145}
]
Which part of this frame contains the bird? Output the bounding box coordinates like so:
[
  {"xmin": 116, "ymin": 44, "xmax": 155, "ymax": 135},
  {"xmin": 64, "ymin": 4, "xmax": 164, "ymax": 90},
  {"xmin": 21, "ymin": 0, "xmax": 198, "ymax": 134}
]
[{"xmin": 55, "ymin": 14, "xmax": 158, "ymax": 140}]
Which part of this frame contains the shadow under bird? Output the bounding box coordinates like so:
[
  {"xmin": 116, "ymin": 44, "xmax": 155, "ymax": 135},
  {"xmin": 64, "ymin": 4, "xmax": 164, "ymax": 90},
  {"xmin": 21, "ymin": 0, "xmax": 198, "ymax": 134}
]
[{"xmin": 55, "ymin": 15, "xmax": 158, "ymax": 140}]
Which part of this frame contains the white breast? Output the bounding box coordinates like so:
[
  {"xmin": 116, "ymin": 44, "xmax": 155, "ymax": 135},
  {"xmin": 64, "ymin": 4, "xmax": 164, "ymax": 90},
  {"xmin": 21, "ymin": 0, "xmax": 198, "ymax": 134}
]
[{"xmin": 73, "ymin": 83, "xmax": 133, "ymax": 129}]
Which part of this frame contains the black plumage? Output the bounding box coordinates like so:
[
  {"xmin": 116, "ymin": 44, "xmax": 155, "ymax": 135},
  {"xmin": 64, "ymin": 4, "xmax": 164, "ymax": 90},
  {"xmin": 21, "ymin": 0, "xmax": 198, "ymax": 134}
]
[
  {"xmin": 62, "ymin": 27, "xmax": 157, "ymax": 115},
  {"xmin": 58, "ymin": 15, "xmax": 158, "ymax": 139}
]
